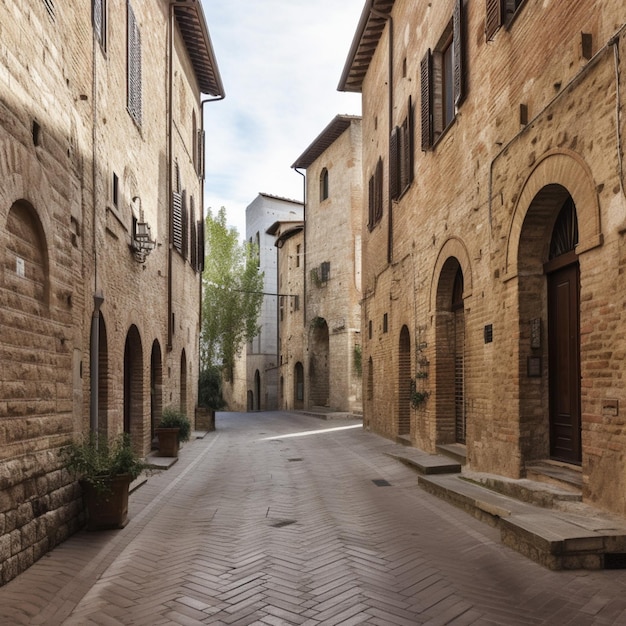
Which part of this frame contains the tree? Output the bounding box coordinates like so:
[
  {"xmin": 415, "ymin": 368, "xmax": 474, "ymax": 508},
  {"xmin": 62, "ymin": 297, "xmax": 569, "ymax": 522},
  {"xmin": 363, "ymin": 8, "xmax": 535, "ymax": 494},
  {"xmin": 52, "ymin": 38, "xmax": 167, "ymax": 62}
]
[{"xmin": 200, "ymin": 208, "xmax": 264, "ymax": 377}]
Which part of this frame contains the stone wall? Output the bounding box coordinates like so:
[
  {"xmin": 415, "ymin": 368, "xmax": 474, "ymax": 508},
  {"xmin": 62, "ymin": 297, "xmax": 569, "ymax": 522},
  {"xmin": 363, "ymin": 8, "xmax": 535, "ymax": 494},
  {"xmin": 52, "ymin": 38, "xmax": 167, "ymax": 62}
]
[{"xmin": 357, "ymin": 0, "xmax": 626, "ymax": 514}]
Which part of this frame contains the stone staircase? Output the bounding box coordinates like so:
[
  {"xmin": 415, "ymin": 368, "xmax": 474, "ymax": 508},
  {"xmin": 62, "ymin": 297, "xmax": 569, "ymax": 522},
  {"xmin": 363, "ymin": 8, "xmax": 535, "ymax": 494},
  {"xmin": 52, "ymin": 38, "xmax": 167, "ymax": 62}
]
[{"xmin": 385, "ymin": 445, "xmax": 626, "ymax": 570}]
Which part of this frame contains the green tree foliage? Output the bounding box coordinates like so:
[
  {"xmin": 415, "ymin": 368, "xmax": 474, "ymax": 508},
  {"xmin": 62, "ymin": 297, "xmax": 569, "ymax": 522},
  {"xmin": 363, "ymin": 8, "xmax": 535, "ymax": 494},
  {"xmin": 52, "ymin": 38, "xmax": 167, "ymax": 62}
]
[{"xmin": 201, "ymin": 208, "xmax": 264, "ymax": 375}]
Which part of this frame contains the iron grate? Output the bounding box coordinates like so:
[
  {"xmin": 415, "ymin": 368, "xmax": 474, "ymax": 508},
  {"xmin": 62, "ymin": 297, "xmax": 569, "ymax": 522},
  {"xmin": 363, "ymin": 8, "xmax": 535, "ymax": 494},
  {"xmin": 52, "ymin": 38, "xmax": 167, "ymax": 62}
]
[{"xmin": 372, "ymin": 479, "xmax": 391, "ymax": 487}]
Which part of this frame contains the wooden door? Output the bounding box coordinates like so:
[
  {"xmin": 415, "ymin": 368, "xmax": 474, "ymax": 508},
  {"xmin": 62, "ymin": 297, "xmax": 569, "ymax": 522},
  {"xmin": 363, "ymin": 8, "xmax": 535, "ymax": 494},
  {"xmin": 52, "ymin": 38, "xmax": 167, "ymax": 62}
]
[{"xmin": 547, "ymin": 263, "xmax": 581, "ymax": 463}]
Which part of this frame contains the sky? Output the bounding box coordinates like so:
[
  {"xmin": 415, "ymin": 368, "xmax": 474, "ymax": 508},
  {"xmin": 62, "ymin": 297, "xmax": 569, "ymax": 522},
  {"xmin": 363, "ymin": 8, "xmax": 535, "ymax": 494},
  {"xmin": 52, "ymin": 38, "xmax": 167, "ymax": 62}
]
[{"xmin": 200, "ymin": 0, "xmax": 364, "ymax": 238}]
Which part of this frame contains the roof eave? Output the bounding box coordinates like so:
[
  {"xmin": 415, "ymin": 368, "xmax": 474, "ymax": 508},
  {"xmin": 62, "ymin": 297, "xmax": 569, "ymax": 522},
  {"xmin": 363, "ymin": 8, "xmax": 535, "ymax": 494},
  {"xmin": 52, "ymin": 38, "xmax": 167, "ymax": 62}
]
[{"xmin": 173, "ymin": 0, "xmax": 225, "ymax": 97}]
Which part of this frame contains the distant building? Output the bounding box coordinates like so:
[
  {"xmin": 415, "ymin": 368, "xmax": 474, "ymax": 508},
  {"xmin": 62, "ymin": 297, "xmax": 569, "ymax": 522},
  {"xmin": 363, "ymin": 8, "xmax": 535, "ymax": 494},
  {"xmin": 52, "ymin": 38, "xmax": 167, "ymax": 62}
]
[
  {"xmin": 267, "ymin": 220, "xmax": 305, "ymax": 410},
  {"xmin": 0, "ymin": 0, "xmax": 223, "ymax": 583},
  {"xmin": 290, "ymin": 115, "xmax": 363, "ymax": 414},
  {"xmin": 244, "ymin": 194, "xmax": 304, "ymax": 411}
]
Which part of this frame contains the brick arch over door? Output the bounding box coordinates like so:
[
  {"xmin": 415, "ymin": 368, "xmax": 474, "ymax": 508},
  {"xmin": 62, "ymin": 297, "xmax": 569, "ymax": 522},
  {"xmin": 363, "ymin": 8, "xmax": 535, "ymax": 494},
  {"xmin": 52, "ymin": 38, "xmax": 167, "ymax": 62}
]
[{"xmin": 505, "ymin": 149, "xmax": 602, "ymax": 280}]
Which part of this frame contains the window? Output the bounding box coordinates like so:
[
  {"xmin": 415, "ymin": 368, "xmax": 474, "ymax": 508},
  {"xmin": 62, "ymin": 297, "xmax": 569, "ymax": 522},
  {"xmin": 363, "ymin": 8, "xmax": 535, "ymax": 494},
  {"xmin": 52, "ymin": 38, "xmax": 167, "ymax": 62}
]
[
  {"xmin": 368, "ymin": 158, "xmax": 383, "ymax": 230},
  {"xmin": 127, "ymin": 1, "xmax": 142, "ymax": 126},
  {"xmin": 296, "ymin": 244, "xmax": 301, "ymax": 267},
  {"xmin": 486, "ymin": 0, "xmax": 527, "ymax": 40},
  {"xmin": 320, "ymin": 261, "xmax": 330, "ymax": 283},
  {"xmin": 93, "ymin": 0, "xmax": 106, "ymax": 51},
  {"xmin": 390, "ymin": 97, "xmax": 414, "ymax": 201},
  {"xmin": 421, "ymin": 0, "xmax": 465, "ymax": 150},
  {"xmin": 293, "ymin": 295, "xmax": 300, "ymax": 311},
  {"xmin": 320, "ymin": 168, "xmax": 329, "ymax": 201},
  {"xmin": 383, "ymin": 313, "xmax": 388, "ymax": 334},
  {"xmin": 112, "ymin": 172, "xmax": 119, "ymax": 208}
]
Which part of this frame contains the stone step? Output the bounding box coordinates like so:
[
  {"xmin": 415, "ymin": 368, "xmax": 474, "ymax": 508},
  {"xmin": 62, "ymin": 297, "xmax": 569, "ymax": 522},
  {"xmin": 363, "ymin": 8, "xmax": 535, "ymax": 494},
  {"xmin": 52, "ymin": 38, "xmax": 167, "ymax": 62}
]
[
  {"xmin": 436, "ymin": 443, "xmax": 467, "ymax": 466},
  {"xmin": 418, "ymin": 472, "xmax": 626, "ymax": 570},
  {"xmin": 525, "ymin": 460, "xmax": 583, "ymax": 493},
  {"xmin": 384, "ymin": 448, "xmax": 462, "ymax": 475}
]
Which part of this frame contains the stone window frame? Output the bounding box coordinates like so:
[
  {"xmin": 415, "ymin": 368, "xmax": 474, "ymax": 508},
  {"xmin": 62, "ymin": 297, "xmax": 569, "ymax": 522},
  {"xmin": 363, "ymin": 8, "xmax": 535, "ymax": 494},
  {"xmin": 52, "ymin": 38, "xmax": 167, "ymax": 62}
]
[{"xmin": 319, "ymin": 168, "xmax": 329, "ymax": 202}]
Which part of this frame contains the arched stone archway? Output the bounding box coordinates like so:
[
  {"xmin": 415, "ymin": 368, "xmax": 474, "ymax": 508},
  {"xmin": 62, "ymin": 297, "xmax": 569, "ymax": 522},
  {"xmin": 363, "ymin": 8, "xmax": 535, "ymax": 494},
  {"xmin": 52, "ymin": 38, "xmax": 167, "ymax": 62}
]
[
  {"xmin": 123, "ymin": 325, "xmax": 144, "ymax": 454},
  {"xmin": 150, "ymin": 340, "xmax": 163, "ymax": 441},
  {"xmin": 434, "ymin": 258, "xmax": 466, "ymax": 445},
  {"xmin": 294, "ymin": 362, "xmax": 304, "ymax": 409}
]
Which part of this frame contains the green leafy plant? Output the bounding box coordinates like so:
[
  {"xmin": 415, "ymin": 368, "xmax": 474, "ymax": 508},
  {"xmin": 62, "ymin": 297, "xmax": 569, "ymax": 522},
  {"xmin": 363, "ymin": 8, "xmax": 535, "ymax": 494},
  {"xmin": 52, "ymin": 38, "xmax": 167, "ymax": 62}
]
[
  {"xmin": 198, "ymin": 366, "xmax": 226, "ymax": 410},
  {"xmin": 61, "ymin": 433, "xmax": 147, "ymax": 494},
  {"xmin": 415, "ymin": 370, "xmax": 428, "ymax": 379},
  {"xmin": 158, "ymin": 407, "xmax": 191, "ymax": 442},
  {"xmin": 410, "ymin": 390, "xmax": 430, "ymax": 409}
]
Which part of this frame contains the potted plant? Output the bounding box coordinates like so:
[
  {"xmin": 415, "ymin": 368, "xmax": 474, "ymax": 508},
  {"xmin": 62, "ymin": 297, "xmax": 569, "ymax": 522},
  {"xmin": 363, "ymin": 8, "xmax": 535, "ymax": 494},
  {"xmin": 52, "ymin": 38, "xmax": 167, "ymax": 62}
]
[
  {"xmin": 156, "ymin": 407, "xmax": 191, "ymax": 457},
  {"xmin": 61, "ymin": 433, "xmax": 146, "ymax": 530}
]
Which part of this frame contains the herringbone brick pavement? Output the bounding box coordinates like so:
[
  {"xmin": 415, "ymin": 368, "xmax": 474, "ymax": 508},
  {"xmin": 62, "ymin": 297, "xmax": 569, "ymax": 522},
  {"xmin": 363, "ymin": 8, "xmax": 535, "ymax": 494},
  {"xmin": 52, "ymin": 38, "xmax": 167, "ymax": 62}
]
[{"xmin": 2, "ymin": 411, "xmax": 626, "ymax": 625}]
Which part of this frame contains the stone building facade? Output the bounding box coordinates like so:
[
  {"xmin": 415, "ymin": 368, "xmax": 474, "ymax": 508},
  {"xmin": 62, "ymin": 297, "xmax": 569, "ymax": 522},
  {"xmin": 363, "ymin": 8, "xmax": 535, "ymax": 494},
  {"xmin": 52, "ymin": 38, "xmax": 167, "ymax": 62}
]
[
  {"xmin": 0, "ymin": 0, "xmax": 223, "ymax": 584},
  {"xmin": 244, "ymin": 193, "xmax": 304, "ymax": 411},
  {"xmin": 291, "ymin": 116, "xmax": 363, "ymax": 414},
  {"xmin": 340, "ymin": 0, "xmax": 626, "ymax": 516},
  {"xmin": 267, "ymin": 221, "xmax": 305, "ymax": 411}
]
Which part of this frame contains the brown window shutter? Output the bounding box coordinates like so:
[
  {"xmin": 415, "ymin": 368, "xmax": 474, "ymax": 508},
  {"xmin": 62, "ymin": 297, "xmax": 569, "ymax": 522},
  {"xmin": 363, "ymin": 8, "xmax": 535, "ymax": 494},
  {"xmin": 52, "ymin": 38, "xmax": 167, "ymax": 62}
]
[
  {"xmin": 453, "ymin": 0, "xmax": 465, "ymax": 107},
  {"xmin": 197, "ymin": 219, "xmax": 205, "ymax": 272},
  {"xmin": 376, "ymin": 158, "xmax": 383, "ymax": 223},
  {"xmin": 368, "ymin": 174, "xmax": 375, "ymax": 229},
  {"xmin": 420, "ymin": 51, "xmax": 433, "ymax": 151},
  {"xmin": 389, "ymin": 126, "xmax": 399, "ymax": 200},
  {"xmin": 181, "ymin": 191, "xmax": 189, "ymax": 259},
  {"xmin": 485, "ymin": 0, "xmax": 502, "ymax": 41},
  {"xmin": 197, "ymin": 129, "xmax": 205, "ymax": 179},
  {"xmin": 172, "ymin": 191, "xmax": 183, "ymax": 253},
  {"xmin": 405, "ymin": 95, "xmax": 414, "ymax": 186}
]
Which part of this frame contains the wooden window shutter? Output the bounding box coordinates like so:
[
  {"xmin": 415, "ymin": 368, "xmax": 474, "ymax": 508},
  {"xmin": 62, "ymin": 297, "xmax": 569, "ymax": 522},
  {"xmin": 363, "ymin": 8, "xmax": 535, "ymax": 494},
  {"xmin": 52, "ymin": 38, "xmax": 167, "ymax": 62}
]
[
  {"xmin": 190, "ymin": 202, "xmax": 197, "ymax": 269},
  {"xmin": 485, "ymin": 0, "xmax": 503, "ymax": 41},
  {"xmin": 127, "ymin": 2, "xmax": 142, "ymax": 126},
  {"xmin": 197, "ymin": 219, "xmax": 205, "ymax": 272},
  {"xmin": 404, "ymin": 95, "xmax": 414, "ymax": 188},
  {"xmin": 368, "ymin": 174, "xmax": 375, "ymax": 229},
  {"xmin": 172, "ymin": 191, "xmax": 183, "ymax": 253},
  {"xmin": 453, "ymin": 0, "xmax": 465, "ymax": 107},
  {"xmin": 181, "ymin": 191, "xmax": 189, "ymax": 259},
  {"xmin": 375, "ymin": 158, "xmax": 383, "ymax": 223},
  {"xmin": 197, "ymin": 129, "xmax": 205, "ymax": 179},
  {"xmin": 389, "ymin": 126, "xmax": 400, "ymax": 200},
  {"xmin": 420, "ymin": 50, "xmax": 433, "ymax": 151},
  {"xmin": 93, "ymin": 0, "xmax": 103, "ymax": 45}
]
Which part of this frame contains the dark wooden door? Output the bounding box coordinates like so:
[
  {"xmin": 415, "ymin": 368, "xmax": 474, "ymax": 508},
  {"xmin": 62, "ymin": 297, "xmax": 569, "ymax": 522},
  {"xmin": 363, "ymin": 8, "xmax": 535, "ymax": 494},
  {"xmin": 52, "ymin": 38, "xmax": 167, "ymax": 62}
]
[{"xmin": 547, "ymin": 263, "xmax": 581, "ymax": 463}]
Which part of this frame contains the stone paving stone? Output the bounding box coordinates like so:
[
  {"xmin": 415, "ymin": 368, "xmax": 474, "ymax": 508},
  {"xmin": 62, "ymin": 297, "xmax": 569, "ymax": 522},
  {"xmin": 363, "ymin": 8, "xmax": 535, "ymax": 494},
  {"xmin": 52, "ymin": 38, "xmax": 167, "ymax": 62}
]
[{"xmin": 3, "ymin": 412, "xmax": 626, "ymax": 625}]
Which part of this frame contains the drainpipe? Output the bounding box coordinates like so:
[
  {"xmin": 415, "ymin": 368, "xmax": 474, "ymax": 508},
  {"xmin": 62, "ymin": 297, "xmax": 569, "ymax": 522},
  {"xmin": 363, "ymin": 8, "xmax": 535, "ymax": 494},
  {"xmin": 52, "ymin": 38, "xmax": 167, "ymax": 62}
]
[
  {"xmin": 370, "ymin": 6, "xmax": 394, "ymax": 264},
  {"xmin": 89, "ymin": 16, "xmax": 101, "ymax": 438}
]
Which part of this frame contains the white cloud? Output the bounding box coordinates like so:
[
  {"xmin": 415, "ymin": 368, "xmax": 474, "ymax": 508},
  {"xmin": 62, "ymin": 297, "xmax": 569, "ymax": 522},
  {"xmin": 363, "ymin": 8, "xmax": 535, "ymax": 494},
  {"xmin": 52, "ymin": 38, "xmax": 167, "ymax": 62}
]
[{"xmin": 201, "ymin": 0, "xmax": 363, "ymax": 238}]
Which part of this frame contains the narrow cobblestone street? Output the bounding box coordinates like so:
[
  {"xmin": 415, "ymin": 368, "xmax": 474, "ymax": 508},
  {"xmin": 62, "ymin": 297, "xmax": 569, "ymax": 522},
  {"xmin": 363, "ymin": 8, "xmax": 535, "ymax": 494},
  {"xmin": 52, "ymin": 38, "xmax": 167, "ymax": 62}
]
[{"xmin": 2, "ymin": 411, "xmax": 626, "ymax": 625}]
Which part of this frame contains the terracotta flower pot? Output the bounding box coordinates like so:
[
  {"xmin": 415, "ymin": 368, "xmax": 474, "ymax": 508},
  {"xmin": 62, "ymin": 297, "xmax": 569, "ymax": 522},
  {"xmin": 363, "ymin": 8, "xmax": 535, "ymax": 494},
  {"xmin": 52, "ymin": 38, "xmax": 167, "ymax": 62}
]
[
  {"xmin": 80, "ymin": 474, "xmax": 132, "ymax": 530},
  {"xmin": 156, "ymin": 427, "xmax": 180, "ymax": 457}
]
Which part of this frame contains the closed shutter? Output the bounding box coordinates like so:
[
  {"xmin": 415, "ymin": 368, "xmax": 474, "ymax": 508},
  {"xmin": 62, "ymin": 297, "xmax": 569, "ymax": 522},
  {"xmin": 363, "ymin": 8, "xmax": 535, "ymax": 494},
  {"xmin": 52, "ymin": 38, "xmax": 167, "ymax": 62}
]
[
  {"xmin": 368, "ymin": 174, "xmax": 375, "ymax": 229},
  {"xmin": 389, "ymin": 126, "xmax": 399, "ymax": 200},
  {"xmin": 375, "ymin": 158, "xmax": 383, "ymax": 223},
  {"xmin": 172, "ymin": 191, "xmax": 183, "ymax": 253},
  {"xmin": 181, "ymin": 191, "xmax": 188, "ymax": 259},
  {"xmin": 197, "ymin": 129, "xmax": 205, "ymax": 179},
  {"xmin": 93, "ymin": 0, "xmax": 103, "ymax": 44},
  {"xmin": 420, "ymin": 51, "xmax": 432, "ymax": 151},
  {"xmin": 190, "ymin": 204, "xmax": 197, "ymax": 269},
  {"xmin": 127, "ymin": 2, "xmax": 142, "ymax": 126},
  {"xmin": 197, "ymin": 219, "xmax": 205, "ymax": 272},
  {"xmin": 403, "ymin": 96, "xmax": 414, "ymax": 189},
  {"xmin": 453, "ymin": 0, "xmax": 465, "ymax": 107},
  {"xmin": 485, "ymin": 0, "xmax": 502, "ymax": 41}
]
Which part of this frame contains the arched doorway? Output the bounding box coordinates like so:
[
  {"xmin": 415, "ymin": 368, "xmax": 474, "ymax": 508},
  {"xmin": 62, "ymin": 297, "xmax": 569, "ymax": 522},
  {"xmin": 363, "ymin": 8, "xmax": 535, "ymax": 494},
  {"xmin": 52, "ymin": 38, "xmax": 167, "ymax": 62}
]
[
  {"xmin": 398, "ymin": 326, "xmax": 411, "ymax": 436},
  {"xmin": 123, "ymin": 325, "xmax": 143, "ymax": 452},
  {"xmin": 294, "ymin": 362, "xmax": 304, "ymax": 409},
  {"xmin": 150, "ymin": 340, "xmax": 163, "ymax": 441},
  {"xmin": 98, "ymin": 315, "xmax": 109, "ymax": 437},
  {"xmin": 309, "ymin": 318, "xmax": 329, "ymax": 407},
  {"xmin": 435, "ymin": 258, "xmax": 465, "ymax": 445},
  {"xmin": 517, "ymin": 185, "xmax": 582, "ymax": 465}
]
